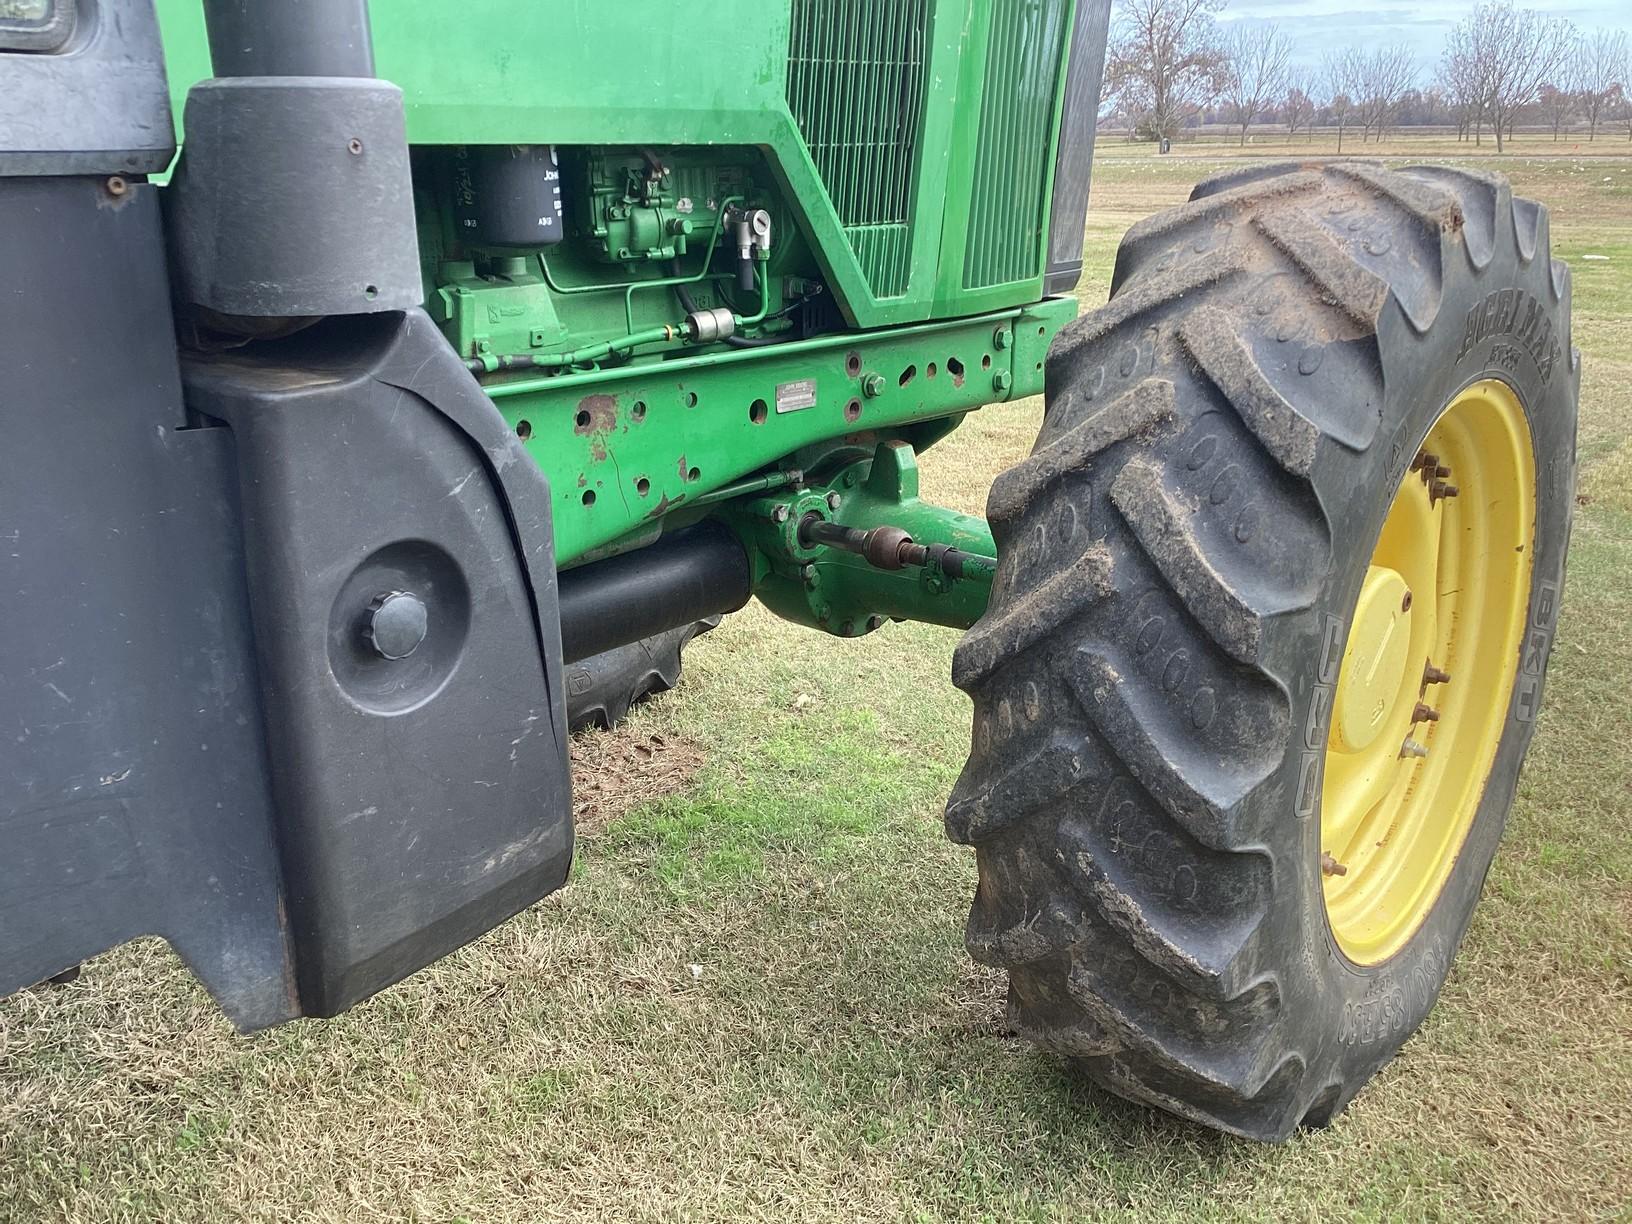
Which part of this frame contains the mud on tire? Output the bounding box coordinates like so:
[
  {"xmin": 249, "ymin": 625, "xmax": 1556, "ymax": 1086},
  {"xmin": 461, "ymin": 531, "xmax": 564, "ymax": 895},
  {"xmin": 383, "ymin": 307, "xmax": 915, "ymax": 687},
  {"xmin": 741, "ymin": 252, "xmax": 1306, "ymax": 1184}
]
[{"xmin": 947, "ymin": 161, "xmax": 1578, "ymax": 1139}]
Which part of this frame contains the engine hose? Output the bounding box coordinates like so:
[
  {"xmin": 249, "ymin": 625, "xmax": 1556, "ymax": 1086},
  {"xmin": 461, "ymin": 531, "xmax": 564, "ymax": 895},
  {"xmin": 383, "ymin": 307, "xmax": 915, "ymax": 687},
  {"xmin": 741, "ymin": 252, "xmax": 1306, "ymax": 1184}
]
[
  {"xmin": 671, "ymin": 267, "xmax": 776, "ymax": 348},
  {"xmin": 464, "ymin": 321, "xmax": 689, "ymax": 374}
]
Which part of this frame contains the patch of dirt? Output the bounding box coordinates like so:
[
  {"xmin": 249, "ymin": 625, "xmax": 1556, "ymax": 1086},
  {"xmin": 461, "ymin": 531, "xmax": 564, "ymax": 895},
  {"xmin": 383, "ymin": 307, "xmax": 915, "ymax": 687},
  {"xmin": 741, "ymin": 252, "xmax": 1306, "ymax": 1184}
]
[{"xmin": 569, "ymin": 729, "xmax": 704, "ymax": 835}]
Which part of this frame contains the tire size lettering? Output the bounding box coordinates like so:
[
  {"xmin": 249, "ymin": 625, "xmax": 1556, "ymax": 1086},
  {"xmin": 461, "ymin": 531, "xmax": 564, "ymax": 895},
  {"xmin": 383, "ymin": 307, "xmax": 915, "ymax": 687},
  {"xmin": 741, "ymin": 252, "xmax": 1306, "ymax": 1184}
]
[
  {"xmin": 1297, "ymin": 613, "xmax": 1346, "ymax": 819},
  {"xmin": 1337, "ymin": 942, "xmax": 1447, "ymax": 1046},
  {"xmin": 1515, "ymin": 578, "xmax": 1559, "ymax": 724}
]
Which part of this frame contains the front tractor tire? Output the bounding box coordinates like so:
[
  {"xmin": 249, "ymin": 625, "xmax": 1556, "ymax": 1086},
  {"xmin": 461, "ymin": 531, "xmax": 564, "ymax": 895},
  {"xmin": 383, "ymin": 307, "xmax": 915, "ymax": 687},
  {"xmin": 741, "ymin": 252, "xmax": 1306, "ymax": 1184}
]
[{"xmin": 949, "ymin": 162, "xmax": 1578, "ymax": 1140}]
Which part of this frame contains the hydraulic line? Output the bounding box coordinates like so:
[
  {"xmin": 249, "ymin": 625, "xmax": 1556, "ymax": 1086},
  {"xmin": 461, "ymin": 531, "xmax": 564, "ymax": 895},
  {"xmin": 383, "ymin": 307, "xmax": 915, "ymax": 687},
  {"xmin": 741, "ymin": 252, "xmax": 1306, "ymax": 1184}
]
[{"xmin": 467, "ymin": 262, "xmax": 776, "ymax": 375}]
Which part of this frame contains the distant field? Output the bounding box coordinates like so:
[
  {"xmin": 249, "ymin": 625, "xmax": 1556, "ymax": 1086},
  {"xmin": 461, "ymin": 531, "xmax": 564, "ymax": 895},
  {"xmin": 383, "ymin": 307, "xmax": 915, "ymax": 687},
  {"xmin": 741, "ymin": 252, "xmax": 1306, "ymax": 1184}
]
[
  {"xmin": 2, "ymin": 149, "xmax": 1629, "ymax": 1221},
  {"xmin": 1098, "ymin": 127, "xmax": 1632, "ymax": 161}
]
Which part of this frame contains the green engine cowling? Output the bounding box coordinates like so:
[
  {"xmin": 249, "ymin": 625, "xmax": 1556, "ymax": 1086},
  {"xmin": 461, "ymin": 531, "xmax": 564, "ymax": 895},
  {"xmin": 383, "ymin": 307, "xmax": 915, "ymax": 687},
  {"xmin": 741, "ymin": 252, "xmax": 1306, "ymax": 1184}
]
[{"xmin": 152, "ymin": 0, "xmax": 1112, "ymax": 621}]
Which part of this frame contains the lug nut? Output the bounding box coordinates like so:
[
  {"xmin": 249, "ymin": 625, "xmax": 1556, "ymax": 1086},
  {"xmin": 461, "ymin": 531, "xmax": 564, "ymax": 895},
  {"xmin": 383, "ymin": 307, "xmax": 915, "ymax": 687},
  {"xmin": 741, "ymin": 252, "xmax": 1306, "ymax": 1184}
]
[
  {"xmin": 1321, "ymin": 851, "xmax": 1349, "ymax": 877},
  {"xmin": 1423, "ymin": 661, "xmax": 1451, "ymax": 686},
  {"xmin": 1400, "ymin": 737, "xmax": 1430, "ymax": 759},
  {"xmin": 1411, "ymin": 451, "xmax": 1436, "ymax": 472},
  {"xmin": 1429, "ymin": 480, "xmax": 1460, "ymax": 505},
  {"xmin": 1412, "ymin": 702, "xmax": 1441, "ymax": 724},
  {"xmin": 1434, "ymin": 463, "xmax": 1451, "ymax": 479}
]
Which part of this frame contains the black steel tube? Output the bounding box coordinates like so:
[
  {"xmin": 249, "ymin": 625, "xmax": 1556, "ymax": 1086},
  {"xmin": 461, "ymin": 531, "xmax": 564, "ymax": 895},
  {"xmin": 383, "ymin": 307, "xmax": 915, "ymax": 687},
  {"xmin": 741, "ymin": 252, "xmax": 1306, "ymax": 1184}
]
[
  {"xmin": 203, "ymin": 0, "xmax": 376, "ymax": 78},
  {"xmin": 557, "ymin": 522, "xmax": 752, "ymax": 664}
]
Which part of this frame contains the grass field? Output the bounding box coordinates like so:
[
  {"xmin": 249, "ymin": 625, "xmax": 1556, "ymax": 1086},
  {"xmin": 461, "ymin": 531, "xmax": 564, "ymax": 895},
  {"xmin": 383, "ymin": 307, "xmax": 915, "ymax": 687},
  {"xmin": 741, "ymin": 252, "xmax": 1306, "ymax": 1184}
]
[{"xmin": 3, "ymin": 139, "xmax": 1631, "ymax": 1221}]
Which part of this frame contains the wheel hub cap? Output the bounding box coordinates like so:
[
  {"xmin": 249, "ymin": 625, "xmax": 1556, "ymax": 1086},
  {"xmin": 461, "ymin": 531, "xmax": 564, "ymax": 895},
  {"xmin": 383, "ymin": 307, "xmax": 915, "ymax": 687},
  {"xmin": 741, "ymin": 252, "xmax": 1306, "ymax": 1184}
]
[
  {"xmin": 1332, "ymin": 567, "xmax": 1413, "ymax": 754},
  {"xmin": 1320, "ymin": 380, "xmax": 1536, "ymax": 965}
]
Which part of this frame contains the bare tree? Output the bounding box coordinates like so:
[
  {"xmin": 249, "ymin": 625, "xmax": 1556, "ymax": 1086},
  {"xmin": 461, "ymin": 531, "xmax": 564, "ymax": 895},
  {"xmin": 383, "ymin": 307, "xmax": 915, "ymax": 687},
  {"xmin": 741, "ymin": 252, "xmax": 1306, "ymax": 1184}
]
[
  {"xmin": 1619, "ymin": 83, "xmax": 1631, "ymax": 142},
  {"xmin": 1364, "ymin": 46, "xmax": 1416, "ymax": 143},
  {"xmin": 1328, "ymin": 46, "xmax": 1411, "ymax": 145},
  {"xmin": 1445, "ymin": 2, "xmax": 1577, "ymax": 153},
  {"xmin": 1105, "ymin": 0, "xmax": 1229, "ymax": 143},
  {"xmin": 1440, "ymin": 20, "xmax": 1485, "ymax": 142},
  {"xmin": 1538, "ymin": 82, "xmax": 1575, "ymax": 140},
  {"xmin": 1283, "ymin": 67, "xmax": 1320, "ymax": 143},
  {"xmin": 1220, "ymin": 22, "xmax": 1293, "ymax": 145},
  {"xmin": 1323, "ymin": 49, "xmax": 1361, "ymax": 152},
  {"xmin": 1577, "ymin": 28, "xmax": 1629, "ymax": 141}
]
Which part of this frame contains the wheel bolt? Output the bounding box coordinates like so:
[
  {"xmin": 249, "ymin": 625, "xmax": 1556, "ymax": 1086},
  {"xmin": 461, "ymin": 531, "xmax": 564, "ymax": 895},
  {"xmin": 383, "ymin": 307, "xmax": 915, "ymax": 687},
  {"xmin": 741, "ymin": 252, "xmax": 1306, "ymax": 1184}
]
[
  {"xmin": 1412, "ymin": 702, "xmax": 1441, "ymax": 724},
  {"xmin": 1400, "ymin": 737, "xmax": 1430, "ymax": 759},
  {"xmin": 1434, "ymin": 463, "xmax": 1451, "ymax": 479},
  {"xmin": 1411, "ymin": 451, "xmax": 1437, "ymax": 473},
  {"xmin": 1321, "ymin": 851, "xmax": 1349, "ymax": 877},
  {"xmin": 1423, "ymin": 661, "xmax": 1451, "ymax": 686},
  {"xmin": 1429, "ymin": 480, "xmax": 1460, "ymax": 504}
]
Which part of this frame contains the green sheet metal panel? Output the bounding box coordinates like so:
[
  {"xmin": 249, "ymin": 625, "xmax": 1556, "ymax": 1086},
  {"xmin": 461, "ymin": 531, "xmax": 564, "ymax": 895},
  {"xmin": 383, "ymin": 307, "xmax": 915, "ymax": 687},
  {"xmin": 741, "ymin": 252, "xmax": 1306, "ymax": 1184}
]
[{"xmin": 151, "ymin": 0, "xmax": 1075, "ymax": 330}]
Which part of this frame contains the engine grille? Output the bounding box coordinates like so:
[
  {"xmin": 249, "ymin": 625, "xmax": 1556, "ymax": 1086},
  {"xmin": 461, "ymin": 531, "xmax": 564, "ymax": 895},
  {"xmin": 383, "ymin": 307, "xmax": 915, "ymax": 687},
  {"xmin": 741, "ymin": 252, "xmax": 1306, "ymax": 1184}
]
[
  {"xmin": 786, "ymin": 0, "xmax": 930, "ymax": 299},
  {"xmin": 963, "ymin": 0, "xmax": 1071, "ymax": 289}
]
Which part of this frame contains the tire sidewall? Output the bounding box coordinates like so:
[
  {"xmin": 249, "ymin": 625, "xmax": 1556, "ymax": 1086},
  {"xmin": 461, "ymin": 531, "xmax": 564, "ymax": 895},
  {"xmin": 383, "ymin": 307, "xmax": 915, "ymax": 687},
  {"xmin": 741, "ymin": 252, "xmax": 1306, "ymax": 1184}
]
[{"xmin": 1292, "ymin": 235, "xmax": 1577, "ymax": 1089}]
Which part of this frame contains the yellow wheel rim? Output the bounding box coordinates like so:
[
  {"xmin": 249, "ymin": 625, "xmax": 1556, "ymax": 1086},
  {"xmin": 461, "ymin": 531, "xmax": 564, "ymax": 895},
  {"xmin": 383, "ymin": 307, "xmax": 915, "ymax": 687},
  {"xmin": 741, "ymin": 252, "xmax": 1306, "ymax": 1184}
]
[{"xmin": 1320, "ymin": 380, "xmax": 1535, "ymax": 965}]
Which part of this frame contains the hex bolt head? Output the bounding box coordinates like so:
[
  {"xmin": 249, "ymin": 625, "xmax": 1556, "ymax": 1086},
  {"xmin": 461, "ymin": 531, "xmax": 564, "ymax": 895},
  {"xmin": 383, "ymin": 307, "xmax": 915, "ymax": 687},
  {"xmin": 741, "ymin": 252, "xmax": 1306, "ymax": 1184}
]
[
  {"xmin": 1423, "ymin": 662, "xmax": 1452, "ymax": 686},
  {"xmin": 364, "ymin": 591, "xmax": 429, "ymax": 661},
  {"xmin": 993, "ymin": 369, "xmax": 1013, "ymax": 394},
  {"xmin": 771, "ymin": 504, "xmax": 790, "ymax": 524},
  {"xmin": 1399, "ymin": 737, "xmax": 1430, "ymax": 759},
  {"xmin": 825, "ymin": 491, "xmax": 842, "ymax": 511},
  {"xmin": 1321, "ymin": 851, "xmax": 1349, "ymax": 877},
  {"xmin": 1412, "ymin": 702, "xmax": 1441, "ymax": 724},
  {"xmin": 993, "ymin": 326, "xmax": 1010, "ymax": 350},
  {"xmin": 861, "ymin": 372, "xmax": 885, "ymax": 399},
  {"xmin": 1429, "ymin": 480, "xmax": 1460, "ymax": 505}
]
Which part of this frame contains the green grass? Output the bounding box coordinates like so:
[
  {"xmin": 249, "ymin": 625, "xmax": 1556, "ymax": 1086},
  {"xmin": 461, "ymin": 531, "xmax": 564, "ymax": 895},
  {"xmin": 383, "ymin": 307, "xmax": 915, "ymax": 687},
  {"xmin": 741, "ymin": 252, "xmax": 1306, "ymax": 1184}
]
[{"xmin": 3, "ymin": 141, "xmax": 1630, "ymax": 1222}]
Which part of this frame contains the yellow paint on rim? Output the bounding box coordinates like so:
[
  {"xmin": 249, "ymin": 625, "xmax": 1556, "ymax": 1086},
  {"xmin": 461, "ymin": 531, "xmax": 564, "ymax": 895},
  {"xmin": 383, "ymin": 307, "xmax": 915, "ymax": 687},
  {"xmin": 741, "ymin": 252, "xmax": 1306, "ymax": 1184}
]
[{"xmin": 1321, "ymin": 380, "xmax": 1536, "ymax": 965}]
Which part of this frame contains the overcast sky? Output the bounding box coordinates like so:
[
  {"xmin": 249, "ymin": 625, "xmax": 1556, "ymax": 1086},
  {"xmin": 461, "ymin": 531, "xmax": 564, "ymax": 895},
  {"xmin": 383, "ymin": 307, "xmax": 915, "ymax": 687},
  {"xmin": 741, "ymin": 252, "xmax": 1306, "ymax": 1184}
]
[{"xmin": 1217, "ymin": 0, "xmax": 1632, "ymax": 69}]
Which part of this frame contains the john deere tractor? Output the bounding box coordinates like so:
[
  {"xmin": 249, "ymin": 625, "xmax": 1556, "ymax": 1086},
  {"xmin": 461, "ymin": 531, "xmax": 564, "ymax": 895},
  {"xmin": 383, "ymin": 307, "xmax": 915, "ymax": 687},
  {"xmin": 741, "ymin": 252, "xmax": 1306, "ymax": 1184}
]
[{"xmin": 0, "ymin": 0, "xmax": 1577, "ymax": 1140}]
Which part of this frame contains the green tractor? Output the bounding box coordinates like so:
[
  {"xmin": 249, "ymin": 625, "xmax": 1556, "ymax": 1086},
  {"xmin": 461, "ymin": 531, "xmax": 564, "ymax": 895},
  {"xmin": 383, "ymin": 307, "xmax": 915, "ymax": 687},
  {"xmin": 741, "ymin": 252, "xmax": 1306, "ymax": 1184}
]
[{"xmin": 0, "ymin": 0, "xmax": 1577, "ymax": 1141}]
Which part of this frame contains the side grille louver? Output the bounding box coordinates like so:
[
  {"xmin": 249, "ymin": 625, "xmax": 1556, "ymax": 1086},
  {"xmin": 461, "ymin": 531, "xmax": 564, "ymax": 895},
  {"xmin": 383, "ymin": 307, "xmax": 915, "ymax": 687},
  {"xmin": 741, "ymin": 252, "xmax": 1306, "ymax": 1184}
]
[
  {"xmin": 964, "ymin": 0, "xmax": 1070, "ymax": 289},
  {"xmin": 786, "ymin": 1, "xmax": 1069, "ymax": 301},
  {"xmin": 786, "ymin": 0, "xmax": 930, "ymax": 299}
]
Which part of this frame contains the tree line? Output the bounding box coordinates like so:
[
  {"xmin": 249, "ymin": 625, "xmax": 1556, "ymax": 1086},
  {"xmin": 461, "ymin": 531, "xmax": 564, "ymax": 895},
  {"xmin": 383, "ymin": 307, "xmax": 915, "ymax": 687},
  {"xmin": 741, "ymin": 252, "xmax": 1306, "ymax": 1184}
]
[{"xmin": 1104, "ymin": 0, "xmax": 1632, "ymax": 148}]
